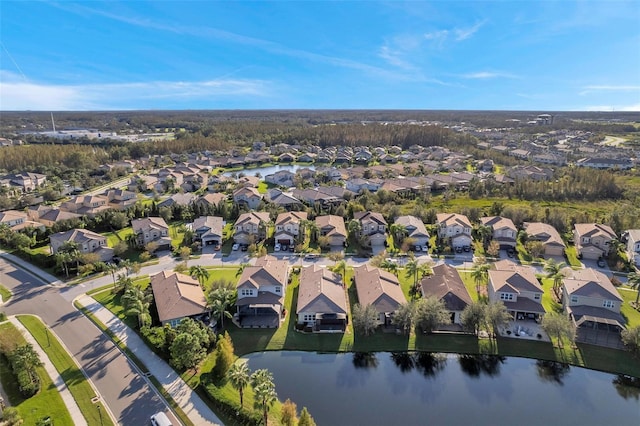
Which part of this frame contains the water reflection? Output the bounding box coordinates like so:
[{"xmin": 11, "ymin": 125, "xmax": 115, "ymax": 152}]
[
  {"xmin": 613, "ymin": 375, "xmax": 640, "ymax": 401},
  {"xmin": 458, "ymin": 354, "xmax": 506, "ymax": 377},
  {"xmin": 352, "ymin": 352, "xmax": 378, "ymax": 369},
  {"xmin": 536, "ymin": 360, "xmax": 571, "ymax": 385}
]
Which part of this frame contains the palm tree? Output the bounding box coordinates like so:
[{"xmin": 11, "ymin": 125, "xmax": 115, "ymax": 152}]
[
  {"xmin": 471, "ymin": 262, "xmax": 490, "ymax": 297},
  {"xmin": 105, "ymin": 262, "xmax": 120, "ymax": 286},
  {"xmin": 389, "ymin": 223, "xmax": 407, "ymax": 245},
  {"xmin": 251, "ymin": 369, "xmax": 278, "ymax": 426},
  {"xmin": 627, "ymin": 271, "xmax": 640, "ymax": 305},
  {"xmin": 380, "ymin": 259, "xmax": 399, "ymax": 276},
  {"xmin": 405, "ymin": 259, "xmax": 422, "ymax": 300},
  {"xmin": 54, "ymin": 251, "xmax": 72, "ymax": 277},
  {"xmin": 329, "ymin": 259, "xmax": 347, "ymax": 285},
  {"xmin": 227, "ymin": 361, "xmax": 250, "ymax": 408},
  {"xmin": 121, "ymin": 285, "xmax": 152, "ymax": 328},
  {"xmin": 189, "ymin": 265, "xmax": 210, "ymax": 288},
  {"xmin": 347, "ymin": 219, "xmax": 361, "ymax": 241},
  {"xmin": 208, "ymin": 288, "xmax": 235, "ymax": 329},
  {"xmin": 543, "ymin": 258, "xmax": 567, "ymax": 293},
  {"xmin": 236, "ymin": 262, "xmax": 250, "ymax": 277},
  {"xmin": 475, "ymin": 224, "xmax": 493, "ymax": 249}
]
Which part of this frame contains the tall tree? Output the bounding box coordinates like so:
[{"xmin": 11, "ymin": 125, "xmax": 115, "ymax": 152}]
[
  {"xmin": 541, "ymin": 312, "xmax": 576, "ymax": 349},
  {"xmin": 189, "ymin": 265, "xmax": 210, "ymax": 288},
  {"xmin": 392, "ymin": 302, "xmax": 415, "ymax": 334},
  {"xmin": 329, "ymin": 260, "xmax": 347, "ymax": 285},
  {"xmin": 544, "ymin": 258, "xmax": 568, "ymax": 293},
  {"xmin": 227, "ymin": 361, "xmax": 250, "ymax": 408},
  {"xmin": 627, "ymin": 271, "xmax": 640, "ymax": 305},
  {"xmin": 621, "ymin": 325, "xmax": 640, "ymax": 357},
  {"xmin": 280, "ymin": 399, "xmax": 298, "ymax": 426},
  {"xmin": 414, "ymin": 297, "xmax": 450, "ymax": 334},
  {"xmin": 298, "ymin": 407, "xmax": 317, "ymax": 426},
  {"xmin": 460, "ymin": 301, "xmax": 487, "ymax": 336},
  {"xmin": 485, "ymin": 301, "xmax": 512, "ymax": 339},
  {"xmin": 208, "ymin": 288, "xmax": 235, "ymax": 330},
  {"xmin": 471, "ymin": 262, "xmax": 490, "ymax": 297},
  {"xmin": 121, "ymin": 285, "xmax": 153, "ymax": 328},
  {"xmin": 352, "ymin": 303, "xmax": 379, "ymax": 336},
  {"xmin": 251, "ymin": 369, "xmax": 278, "ymax": 426}
]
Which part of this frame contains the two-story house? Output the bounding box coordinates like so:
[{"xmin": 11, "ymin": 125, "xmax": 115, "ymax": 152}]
[
  {"xmin": 233, "ymin": 211, "xmax": 270, "ymax": 245},
  {"xmin": 354, "ymin": 211, "xmax": 388, "ymax": 248},
  {"xmin": 297, "ymin": 265, "xmax": 348, "ymax": 332},
  {"xmin": 150, "ymin": 271, "xmax": 208, "ymax": 327},
  {"xmin": 488, "ymin": 260, "xmax": 546, "ymax": 322},
  {"xmin": 315, "ymin": 215, "xmax": 347, "ymax": 248},
  {"xmin": 235, "ymin": 256, "xmax": 289, "ymax": 328},
  {"xmin": 105, "ymin": 189, "xmax": 138, "ymax": 211},
  {"xmin": 480, "ymin": 216, "xmax": 517, "ymax": 249},
  {"xmin": 264, "ymin": 170, "xmax": 295, "ymax": 188},
  {"xmin": 562, "ymin": 268, "xmax": 625, "ymax": 333},
  {"xmin": 50, "ymin": 228, "xmax": 113, "ymax": 262},
  {"xmin": 523, "ymin": 222, "xmax": 566, "ymax": 257},
  {"xmin": 60, "ymin": 195, "xmax": 111, "ymax": 217},
  {"xmin": 353, "ymin": 264, "xmax": 406, "ymax": 326},
  {"xmin": 131, "ymin": 217, "xmax": 171, "ymax": 250},
  {"xmin": 189, "ymin": 216, "xmax": 223, "ymax": 247},
  {"xmin": 394, "ymin": 215, "xmax": 430, "ymax": 248},
  {"xmin": 623, "ymin": 229, "xmax": 640, "ymax": 267},
  {"xmin": 0, "ymin": 210, "xmax": 28, "ymax": 229},
  {"xmin": 574, "ymin": 223, "xmax": 617, "ymax": 260},
  {"xmin": 274, "ymin": 211, "xmax": 307, "ymax": 247},
  {"xmin": 232, "ymin": 186, "xmax": 263, "ymax": 210},
  {"xmin": 436, "ymin": 213, "xmax": 472, "ymax": 250}
]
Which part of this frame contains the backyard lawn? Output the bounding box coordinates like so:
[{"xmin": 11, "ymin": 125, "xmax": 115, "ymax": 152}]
[{"xmin": 0, "ymin": 322, "xmax": 74, "ymax": 426}]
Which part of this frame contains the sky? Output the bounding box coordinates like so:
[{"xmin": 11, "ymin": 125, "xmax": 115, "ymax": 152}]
[{"xmin": 1, "ymin": 1, "xmax": 639, "ymax": 111}]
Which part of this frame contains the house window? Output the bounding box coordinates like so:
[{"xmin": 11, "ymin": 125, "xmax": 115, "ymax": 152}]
[
  {"xmin": 275, "ymin": 286, "xmax": 281, "ymax": 294},
  {"xmin": 571, "ymin": 295, "xmax": 578, "ymax": 303},
  {"xmin": 240, "ymin": 289, "xmax": 253, "ymax": 297},
  {"xmin": 534, "ymin": 294, "xmax": 541, "ymax": 300},
  {"xmin": 582, "ymin": 237, "xmax": 589, "ymax": 243},
  {"xmin": 303, "ymin": 314, "xmax": 315, "ymax": 322},
  {"xmin": 603, "ymin": 300, "xmax": 614, "ymax": 308},
  {"xmin": 500, "ymin": 293, "xmax": 514, "ymax": 301}
]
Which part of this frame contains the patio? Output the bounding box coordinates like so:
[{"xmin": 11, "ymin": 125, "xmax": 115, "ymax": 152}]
[{"xmin": 500, "ymin": 320, "xmax": 550, "ymax": 342}]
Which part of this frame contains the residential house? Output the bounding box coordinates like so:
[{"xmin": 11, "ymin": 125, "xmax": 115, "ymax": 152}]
[
  {"xmin": 150, "ymin": 271, "xmax": 208, "ymax": 327},
  {"xmin": 353, "ymin": 264, "xmax": 406, "ymax": 326},
  {"xmin": 291, "ymin": 188, "xmax": 341, "ymax": 207},
  {"xmin": 265, "ymin": 189, "xmax": 303, "ymax": 210},
  {"xmin": 296, "ymin": 265, "xmax": 348, "ymax": 331},
  {"xmin": 346, "ymin": 178, "xmax": 382, "ymax": 194},
  {"xmin": 574, "ymin": 223, "xmax": 616, "ymax": 260},
  {"xmin": 157, "ymin": 193, "xmax": 196, "ymax": 209},
  {"xmin": 480, "ymin": 216, "xmax": 517, "ymax": 249},
  {"xmin": 128, "ymin": 174, "xmax": 158, "ymax": 193},
  {"xmin": 420, "ymin": 263, "xmax": 472, "ymax": 325},
  {"xmin": 274, "ymin": 211, "xmax": 307, "ymax": 247},
  {"xmin": 436, "ymin": 213, "xmax": 473, "ymax": 249},
  {"xmin": 233, "ymin": 211, "xmax": 270, "ymax": 245},
  {"xmin": 623, "ymin": 229, "xmax": 640, "ymax": 267},
  {"xmin": 189, "ymin": 216, "xmax": 223, "ymax": 246},
  {"xmin": 131, "ymin": 217, "xmax": 171, "ymax": 250},
  {"xmin": 488, "ymin": 260, "xmax": 546, "ymax": 321},
  {"xmin": 235, "ymin": 256, "xmax": 289, "ymax": 328},
  {"xmin": 35, "ymin": 209, "xmax": 82, "ymax": 227},
  {"xmin": 50, "ymin": 228, "xmax": 113, "ymax": 262},
  {"xmin": 523, "ymin": 222, "xmax": 566, "ymax": 256},
  {"xmin": 2, "ymin": 172, "xmax": 47, "ymax": 192},
  {"xmin": 562, "ymin": 268, "xmax": 625, "ymax": 332},
  {"xmin": 576, "ymin": 157, "xmax": 633, "ymax": 170},
  {"xmin": 354, "ymin": 211, "xmax": 388, "ymax": 248},
  {"xmin": 0, "ymin": 210, "xmax": 27, "ymax": 229},
  {"xmin": 196, "ymin": 193, "xmax": 227, "ymax": 209},
  {"xmin": 105, "ymin": 189, "xmax": 138, "ymax": 210},
  {"xmin": 265, "ymin": 170, "xmax": 295, "ymax": 188},
  {"xmin": 232, "ymin": 186, "xmax": 263, "ymax": 210},
  {"xmin": 297, "ymin": 153, "xmax": 316, "ymax": 163},
  {"xmin": 394, "ymin": 215, "xmax": 430, "ymax": 248},
  {"xmin": 315, "ymin": 215, "xmax": 347, "ymax": 248},
  {"xmin": 60, "ymin": 195, "xmax": 110, "ymax": 217}
]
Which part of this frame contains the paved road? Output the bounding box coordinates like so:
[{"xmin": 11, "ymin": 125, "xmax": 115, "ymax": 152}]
[{"xmin": 0, "ymin": 257, "xmax": 167, "ymax": 426}]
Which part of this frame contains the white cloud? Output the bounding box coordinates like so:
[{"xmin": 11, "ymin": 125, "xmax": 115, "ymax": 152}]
[
  {"xmin": 581, "ymin": 85, "xmax": 640, "ymax": 93},
  {"xmin": 461, "ymin": 71, "xmax": 518, "ymax": 79},
  {"xmin": 454, "ymin": 21, "xmax": 486, "ymax": 41},
  {"xmin": 0, "ymin": 71, "xmax": 271, "ymax": 110},
  {"xmin": 423, "ymin": 21, "xmax": 486, "ymax": 46}
]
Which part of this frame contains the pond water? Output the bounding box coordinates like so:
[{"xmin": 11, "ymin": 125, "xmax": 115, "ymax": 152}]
[
  {"xmin": 222, "ymin": 163, "xmax": 315, "ymax": 177},
  {"xmin": 244, "ymin": 351, "xmax": 640, "ymax": 426}
]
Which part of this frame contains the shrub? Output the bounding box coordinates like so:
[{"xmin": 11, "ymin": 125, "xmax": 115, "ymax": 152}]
[{"xmin": 15, "ymin": 368, "xmax": 40, "ymax": 397}]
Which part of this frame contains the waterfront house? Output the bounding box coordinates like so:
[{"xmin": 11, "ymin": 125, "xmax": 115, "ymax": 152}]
[
  {"xmin": 151, "ymin": 271, "xmax": 208, "ymax": 327},
  {"xmin": 353, "ymin": 264, "xmax": 406, "ymax": 326},
  {"xmin": 488, "ymin": 260, "xmax": 546, "ymax": 322},
  {"xmin": 420, "ymin": 263, "xmax": 472, "ymax": 325},
  {"xmin": 297, "ymin": 265, "xmax": 348, "ymax": 332},
  {"xmin": 236, "ymin": 256, "xmax": 289, "ymax": 328}
]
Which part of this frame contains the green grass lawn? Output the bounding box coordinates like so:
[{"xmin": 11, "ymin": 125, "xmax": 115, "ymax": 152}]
[
  {"xmin": 104, "ymin": 227, "xmax": 134, "ymax": 247},
  {"xmin": 202, "ymin": 266, "xmax": 241, "ymax": 292},
  {"xmin": 459, "ymin": 271, "xmax": 481, "ymax": 302},
  {"xmin": 17, "ymin": 315, "xmax": 113, "ymax": 426},
  {"xmin": 564, "ymin": 245, "xmax": 582, "ymax": 268},
  {"xmin": 619, "ymin": 287, "xmax": 640, "ymax": 328},
  {"xmin": 0, "ymin": 322, "xmax": 74, "ymax": 426},
  {"xmin": 539, "ymin": 277, "xmax": 563, "ymax": 313},
  {"xmin": 169, "ymin": 222, "xmax": 186, "ymax": 250},
  {"xmin": 0, "ymin": 284, "xmax": 11, "ymax": 302}
]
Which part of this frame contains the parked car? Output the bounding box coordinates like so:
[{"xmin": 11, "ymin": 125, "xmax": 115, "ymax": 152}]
[
  {"xmin": 275, "ymin": 243, "xmax": 281, "ymax": 252},
  {"xmin": 214, "ymin": 244, "xmax": 221, "ymax": 251},
  {"xmin": 422, "ymin": 245, "xmax": 429, "ymax": 252},
  {"xmin": 241, "ymin": 244, "xmax": 248, "ymax": 252},
  {"xmin": 597, "ymin": 258, "xmax": 606, "ymax": 267},
  {"xmin": 232, "ymin": 243, "xmax": 239, "ymax": 251},
  {"xmin": 413, "ymin": 245, "xmax": 422, "ymax": 252},
  {"xmin": 289, "ymin": 246, "xmax": 295, "ymax": 252}
]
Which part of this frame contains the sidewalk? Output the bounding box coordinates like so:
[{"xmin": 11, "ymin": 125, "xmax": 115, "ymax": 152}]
[
  {"xmin": 9, "ymin": 317, "xmax": 88, "ymax": 426},
  {"xmin": 76, "ymin": 295, "xmax": 222, "ymax": 426},
  {"xmin": 0, "ymin": 251, "xmax": 63, "ymax": 287}
]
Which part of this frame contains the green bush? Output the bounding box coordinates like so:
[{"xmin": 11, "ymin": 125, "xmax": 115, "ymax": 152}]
[{"xmin": 15, "ymin": 367, "xmax": 40, "ymax": 397}]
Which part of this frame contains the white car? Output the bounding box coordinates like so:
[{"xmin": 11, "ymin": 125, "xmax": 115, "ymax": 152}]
[
  {"xmin": 274, "ymin": 243, "xmax": 281, "ymax": 252},
  {"xmin": 232, "ymin": 243, "xmax": 239, "ymax": 251},
  {"xmin": 422, "ymin": 245, "xmax": 429, "ymax": 252}
]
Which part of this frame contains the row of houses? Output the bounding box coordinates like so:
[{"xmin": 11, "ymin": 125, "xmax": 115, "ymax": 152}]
[{"xmin": 150, "ymin": 254, "xmax": 626, "ymax": 343}]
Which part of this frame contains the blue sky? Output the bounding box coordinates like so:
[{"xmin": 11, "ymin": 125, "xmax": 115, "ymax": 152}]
[{"xmin": 1, "ymin": 1, "xmax": 639, "ymax": 111}]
